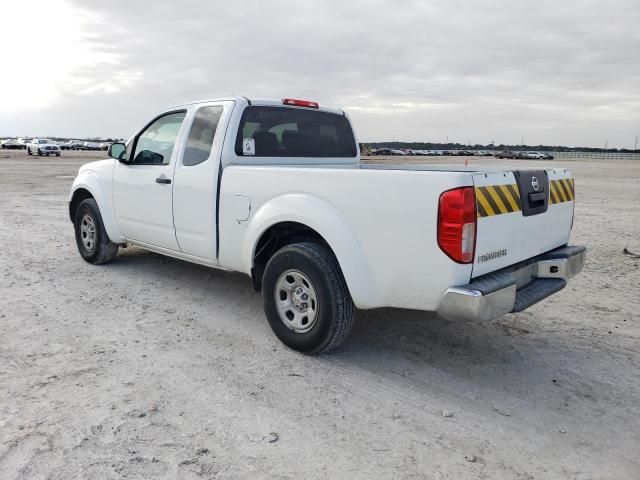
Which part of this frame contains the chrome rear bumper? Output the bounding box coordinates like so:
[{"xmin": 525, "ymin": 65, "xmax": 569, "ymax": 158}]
[{"xmin": 436, "ymin": 245, "xmax": 586, "ymax": 322}]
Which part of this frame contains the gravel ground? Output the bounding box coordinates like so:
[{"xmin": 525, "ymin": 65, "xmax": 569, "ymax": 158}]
[{"xmin": 1, "ymin": 150, "xmax": 639, "ymax": 479}]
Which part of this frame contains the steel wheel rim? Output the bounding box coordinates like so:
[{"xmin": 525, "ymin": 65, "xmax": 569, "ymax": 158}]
[
  {"xmin": 274, "ymin": 269, "xmax": 319, "ymax": 333},
  {"xmin": 80, "ymin": 214, "xmax": 97, "ymax": 253}
]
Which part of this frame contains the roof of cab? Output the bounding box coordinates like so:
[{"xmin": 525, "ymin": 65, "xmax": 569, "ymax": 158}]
[{"xmin": 168, "ymin": 96, "xmax": 344, "ymax": 115}]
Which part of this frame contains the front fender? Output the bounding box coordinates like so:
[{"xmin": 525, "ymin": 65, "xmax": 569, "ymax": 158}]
[
  {"xmin": 243, "ymin": 193, "xmax": 383, "ymax": 309},
  {"xmin": 70, "ymin": 171, "xmax": 123, "ymax": 243}
]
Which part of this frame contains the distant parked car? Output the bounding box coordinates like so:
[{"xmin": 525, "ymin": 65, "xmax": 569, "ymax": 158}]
[
  {"xmin": 371, "ymin": 148, "xmax": 393, "ymax": 155},
  {"xmin": 82, "ymin": 141, "xmax": 103, "ymax": 151},
  {"xmin": 495, "ymin": 151, "xmax": 517, "ymax": 159},
  {"xmin": 65, "ymin": 140, "xmax": 86, "ymax": 150},
  {"xmin": 390, "ymin": 149, "xmax": 410, "ymax": 156},
  {"xmin": 541, "ymin": 152, "xmax": 554, "ymax": 160},
  {"xmin": 27, "ymin": 138, "xmax": 61, "ymax": 156},
  {"xmin": 16, "ymin": 138, "xmax": 31, "ymax": 149},
  {"xmin": 1, "ymin": 139, "xmax": 22, "ymax": 149}
]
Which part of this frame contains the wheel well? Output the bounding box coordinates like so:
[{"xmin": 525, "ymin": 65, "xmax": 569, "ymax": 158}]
[
  {"xmin": 69, "ymin": 188, "xmax": 93, "ymax": 222},
  {"xmin": 251, "ymin": 222, "xmax": 331, "ymax": 291}
]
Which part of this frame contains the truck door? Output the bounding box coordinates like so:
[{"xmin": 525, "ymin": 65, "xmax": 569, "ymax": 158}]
[
  {"xmin": 172, "ymin": 101, "xmax": 233, "ymax": 260},
  {"xmin": 113, "ymin": 110, "xmax": 187, "ymax": 250}
]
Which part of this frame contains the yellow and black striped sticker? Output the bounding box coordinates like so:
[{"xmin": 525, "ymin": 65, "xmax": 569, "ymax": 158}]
[
  {"xmin": 550, "ymin": 178, "xmax": 574, "ymax": 204},
  {"xmin": 475, "ymin": 184, "xmax": 522, "ymax": 218}
]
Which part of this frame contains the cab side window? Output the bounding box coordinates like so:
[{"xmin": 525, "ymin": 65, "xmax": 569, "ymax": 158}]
[
  {"xmin": 182, "ymin": 106, "xmax": 224, "ymax": 166},
  {"xmin": 132, "ymin": 111, "xmax": 186, "ymax": 165}
]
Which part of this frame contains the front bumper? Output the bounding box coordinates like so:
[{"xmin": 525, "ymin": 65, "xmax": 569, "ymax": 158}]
[{"xmin": 436, "ymin": 245, "xmax": 586, "ymax": 322}]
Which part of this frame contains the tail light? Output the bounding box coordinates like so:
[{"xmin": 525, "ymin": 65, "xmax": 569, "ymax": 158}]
[
  {"xmin": 438, "ymin": 187, "xmax": 477, "ymax": 263},
  {"xmin": 282, "ymin": 98, "xmax": 319, "ymax": 109}
]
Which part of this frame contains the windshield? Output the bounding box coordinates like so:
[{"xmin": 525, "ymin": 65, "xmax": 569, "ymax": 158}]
[{"xmin": 38, "ymin": 139, "xmax": 52, "ymax": 144}]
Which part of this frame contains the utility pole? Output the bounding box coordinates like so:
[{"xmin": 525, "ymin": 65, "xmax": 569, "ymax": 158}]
[{"xmin": 635, "ymin": 134, "xmax": 639, "ymax": 151}]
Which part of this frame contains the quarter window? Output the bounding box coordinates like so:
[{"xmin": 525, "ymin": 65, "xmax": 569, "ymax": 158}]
[
  {"xmin": 132, "ymin": 111, "xmax": 186, "ymax": 165},
  {"xmin": 183, "ymin": 106, "xmax": 224, "ymax": 166}
]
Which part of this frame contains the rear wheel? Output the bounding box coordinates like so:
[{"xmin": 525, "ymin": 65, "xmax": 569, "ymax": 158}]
[
  {"xmin": 74, "ymin": 198, "xmax": 119, "ymax": 264},
  {"xmin": 27, "ymin": 147, "xmax": 32, "ymax": 155},
  {"xmin": 262, "ymin": 242, "xmax": 354, "ymax": 354}
]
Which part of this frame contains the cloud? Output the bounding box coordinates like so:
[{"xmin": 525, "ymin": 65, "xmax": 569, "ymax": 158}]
[{"xmin": 1, "ymin": 0, "xmax": 639, "ymax": 147}]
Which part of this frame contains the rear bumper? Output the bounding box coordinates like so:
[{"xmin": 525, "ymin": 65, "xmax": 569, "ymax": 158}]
[{"xmin": 436, "ymin": 245, "xmax": 586, "ymax": 322}]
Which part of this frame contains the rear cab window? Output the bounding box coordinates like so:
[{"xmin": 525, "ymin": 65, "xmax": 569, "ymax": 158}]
[{"xmin": 234, "ymin": 106, "xmax": 357, "ymax": 158}]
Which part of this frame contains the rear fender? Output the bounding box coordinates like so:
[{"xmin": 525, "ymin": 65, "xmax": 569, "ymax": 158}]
[{"xmin": 243, "ymin": 194, "xmax": 382, "ymax": 309}]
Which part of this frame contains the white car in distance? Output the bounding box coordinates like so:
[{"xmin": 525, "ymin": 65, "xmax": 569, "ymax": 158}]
[{"xmin": 27, "ymin": 138, "xmax": 61, "ymax": 156}]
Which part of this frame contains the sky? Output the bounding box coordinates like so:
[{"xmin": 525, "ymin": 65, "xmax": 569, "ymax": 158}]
[{"xmin": 1, "ymin": 0, "xmax": 639, "ymax": 148}]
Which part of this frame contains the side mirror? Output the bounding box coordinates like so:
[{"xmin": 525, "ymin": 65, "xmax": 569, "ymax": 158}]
[{"xmin": 108, "ymin": 142, "xmax": 127, "ymax": 162}]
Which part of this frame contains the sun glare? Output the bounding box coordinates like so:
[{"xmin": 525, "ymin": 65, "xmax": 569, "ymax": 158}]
[{"xmin": 0, "ymin": 0, "xmax": 120, "ymax": 110}]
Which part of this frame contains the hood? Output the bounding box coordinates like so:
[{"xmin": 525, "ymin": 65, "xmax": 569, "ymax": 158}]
[{"xmin": 78, "ymin": 158, "xmax": 114, "ymax": 174}]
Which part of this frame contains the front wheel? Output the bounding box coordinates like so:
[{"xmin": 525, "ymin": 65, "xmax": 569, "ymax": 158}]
[
  {"xmin": 27, "ymin": 147, "xmax": 32, "ymax": 155},
  {"xmin": 74, "ymin": 198, "xmax": 119, "ymax": 264},
  {"xmin": 262, "ymin": 242, "xmax": 354, "ymax": 354},
  {"xmin": 37, "ymin": 148, "xmax": 42, "ymax": 156}
]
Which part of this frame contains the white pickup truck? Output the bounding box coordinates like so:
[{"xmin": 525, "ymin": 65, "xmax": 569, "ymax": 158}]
[
  {"xmin": 27, "ymin": 138, "xmax": 61, "ymax": 156},
  {"xmin": 69, "ymin": 97, "xmax": 585, "ymax": 353}
]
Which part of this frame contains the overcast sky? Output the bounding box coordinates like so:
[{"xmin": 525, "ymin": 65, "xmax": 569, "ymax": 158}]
[{"xmin": 1, "ymin": 0, "xmax": 639, "ymax": 147}]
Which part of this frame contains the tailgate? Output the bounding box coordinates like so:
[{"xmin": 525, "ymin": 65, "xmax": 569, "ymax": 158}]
[{"xmin": 472, "ymin": 168, "xmax": 575, "ymax": 277}]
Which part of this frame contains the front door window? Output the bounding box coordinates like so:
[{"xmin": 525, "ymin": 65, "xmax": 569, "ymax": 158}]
[{"xmin": 132, "ymin": 111, "xmax": 186, "ymax": 165}]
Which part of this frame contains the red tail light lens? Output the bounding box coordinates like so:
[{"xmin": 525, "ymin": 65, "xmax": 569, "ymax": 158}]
[
  {"xmin": 438, "ymin": 187, "xmax": 477, "ymax": 263},
  {"xmin": 282, "ymin": 98, "xmax": 319, "ymax": 109}
]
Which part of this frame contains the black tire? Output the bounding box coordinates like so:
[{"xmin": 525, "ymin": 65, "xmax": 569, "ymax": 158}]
[
  {"xmin": 27, "ymin": 147, "xmax": 32, "ymax": 156},
  {"xmin": 74, "ymin": 198, "xmax": 119, "ymax": 264},
  {"xmin": 37, "ymin": 148, "xmax": 42, "ymax": 156},
  {"xmin": 55, "ymin": 153, "xmax": 60, "ymax": 157},
  {"xmin": 262, "ymin": 242, "xmax": 354, "ymax": 354}
]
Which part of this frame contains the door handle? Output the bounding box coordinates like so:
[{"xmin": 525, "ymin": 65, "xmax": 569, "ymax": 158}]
[{"xmin": 155, "ymin": 176, "xmax": 171, "ymax": 184}]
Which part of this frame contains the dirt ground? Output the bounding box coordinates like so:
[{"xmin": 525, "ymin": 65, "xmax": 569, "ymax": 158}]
[{"xmin": 1, "ymin": 149, "xmax": 639, "ymax": 479}]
